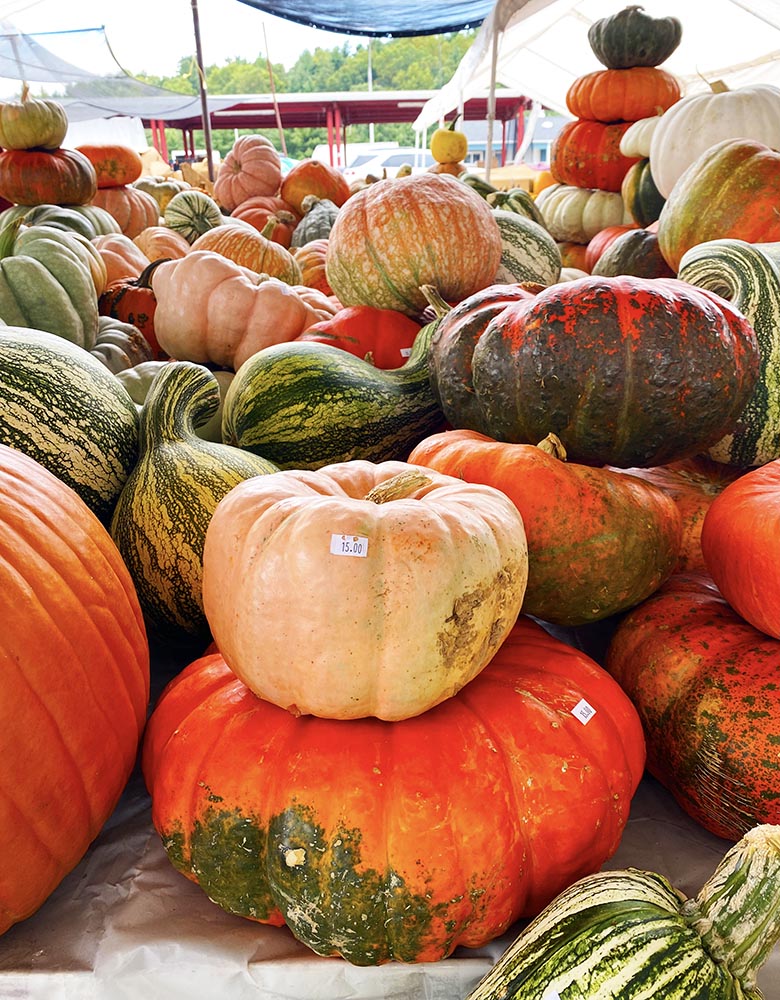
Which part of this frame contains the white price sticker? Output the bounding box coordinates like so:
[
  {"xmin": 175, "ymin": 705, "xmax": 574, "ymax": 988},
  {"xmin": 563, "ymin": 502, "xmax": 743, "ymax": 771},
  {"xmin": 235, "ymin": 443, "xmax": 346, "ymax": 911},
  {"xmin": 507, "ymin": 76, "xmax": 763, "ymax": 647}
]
[
  {"xmin": 571, "ymin": 698, "xmax": 596, "ymax": 725},
  {"xmin": 542, "ymin": 990, "xmax": 562, "ymax": 1000},
  {"xmin": 330, "ymin": 533, "xmax": 369, "ymax": 558},
  {"xmin": 399, "ymin": 347, "xmax": 413, "ymax": 358}
]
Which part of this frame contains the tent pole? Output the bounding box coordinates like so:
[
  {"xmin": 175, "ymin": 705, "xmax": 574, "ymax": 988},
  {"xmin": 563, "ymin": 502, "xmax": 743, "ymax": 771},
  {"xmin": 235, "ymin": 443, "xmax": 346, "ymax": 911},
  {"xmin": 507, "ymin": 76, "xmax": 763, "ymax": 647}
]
[
  {"xmin": 485, "ymin": 22, "xmax": 499, "ymax": 184},
  {"xmin": 190, "ymin": 0, "xmax": 215, "ymax": 182}
]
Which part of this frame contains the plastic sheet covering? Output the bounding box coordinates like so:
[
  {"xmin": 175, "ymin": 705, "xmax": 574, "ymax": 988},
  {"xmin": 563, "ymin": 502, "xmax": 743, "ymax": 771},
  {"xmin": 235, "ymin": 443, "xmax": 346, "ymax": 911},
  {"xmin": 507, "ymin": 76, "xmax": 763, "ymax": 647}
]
[{"xmin": 1, "ymin": 650, "xmax": 779, "ymax": 999}]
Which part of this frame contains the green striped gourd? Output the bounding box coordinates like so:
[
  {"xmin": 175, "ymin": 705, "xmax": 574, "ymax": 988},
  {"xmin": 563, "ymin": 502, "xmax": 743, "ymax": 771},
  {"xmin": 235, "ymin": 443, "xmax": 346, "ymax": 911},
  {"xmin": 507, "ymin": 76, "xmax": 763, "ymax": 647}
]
[
  {"xmin": 222, "ymin": 318, "xmax": 445, "ymax": 469},
  {"xmin": 678, "ymin": 239, "xmax": 780, "ymax": 467},
  {"xmin": 467, "ymin": 824, "xmax": 780, "ymax": 999},
  {"xmin": 492, "ymin": 210, "xmax": 562, "ymax": 287},
  {"xmin": 163, "ymin": 189, "xmax": 223, "ymax": 244},
  {"xmin": 110, "ymin": 360, "xmax": 277, "ymax": 647},
  {"xmin": 487, "ymin": 187, "xmax": 546, "ymax": 228},
  {"xmin": 0, "ymin": 326, "xmax": 138, "ymax": 522}
]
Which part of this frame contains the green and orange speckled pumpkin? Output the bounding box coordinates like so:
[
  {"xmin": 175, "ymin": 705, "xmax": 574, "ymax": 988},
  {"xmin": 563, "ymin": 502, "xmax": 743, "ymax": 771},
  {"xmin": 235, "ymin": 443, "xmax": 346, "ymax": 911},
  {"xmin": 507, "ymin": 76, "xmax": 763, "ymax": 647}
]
[
  {"xmin": 550, "ymin": 120, "xmax": 640, "ymax": 194},
  {"xmin": 325, "ymin": 173, "xmax": 502, "ymax": 317},
  {"xmin": 605, "ymin": 572, "xmax": 780, "ymax": 841},
  {"xmin": 142, "ymin": 615, "xmax": 646, "ymax": 964}
]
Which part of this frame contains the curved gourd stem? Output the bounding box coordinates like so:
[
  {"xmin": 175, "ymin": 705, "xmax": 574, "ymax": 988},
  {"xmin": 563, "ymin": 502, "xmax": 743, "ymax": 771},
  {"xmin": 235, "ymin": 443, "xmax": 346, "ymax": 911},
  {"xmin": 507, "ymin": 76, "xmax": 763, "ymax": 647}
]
[{"xmin": 363, "ymin": 469, "xmax": 432, "ymax": 503}]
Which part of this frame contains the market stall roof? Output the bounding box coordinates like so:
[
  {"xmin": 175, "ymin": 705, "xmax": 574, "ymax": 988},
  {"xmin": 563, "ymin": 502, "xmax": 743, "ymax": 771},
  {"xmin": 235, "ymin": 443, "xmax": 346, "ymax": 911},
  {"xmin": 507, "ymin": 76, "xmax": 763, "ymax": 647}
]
[{"xmin": 414, "ymin": 0, "xmax": 780, "ymax": 128}]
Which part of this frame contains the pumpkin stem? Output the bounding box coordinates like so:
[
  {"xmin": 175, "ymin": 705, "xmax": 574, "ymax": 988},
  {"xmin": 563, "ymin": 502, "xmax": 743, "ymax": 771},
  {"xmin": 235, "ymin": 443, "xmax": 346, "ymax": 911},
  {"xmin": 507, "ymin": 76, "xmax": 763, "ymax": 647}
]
[
  {"xmin": 535, "ymin": 433, "xmax": 567, "ymax": 460},
  {"xmin": 20, "ymin": 81, "xmax": 29, "ymax": 103},
  {"xmin": 135, "ymin": 256, "xmax": 172, "ymax": 290},
  {"xmin": 363, "ymin": 469, "xmax": 432, "ymax": 504},
  {"xmin": 260, "ymin": 215, "xmax": 280, "ymax": 239},
  {"xmin": 0, "ymin": 217, "xmax": 23, "ymax": 259},
  {"xmin": 709, "ymin": 79, "xmax": 729, "ymax": 93},
  {"xmin": 419, "ymin": 284, "xmax": 452, "ymax": 318}
]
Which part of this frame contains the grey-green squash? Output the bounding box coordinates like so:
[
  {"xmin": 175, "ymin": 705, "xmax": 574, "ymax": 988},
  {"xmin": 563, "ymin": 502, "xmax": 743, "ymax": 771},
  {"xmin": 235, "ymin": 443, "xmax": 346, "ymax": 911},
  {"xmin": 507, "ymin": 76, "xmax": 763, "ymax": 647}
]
[
  {"xmin": 492, "ymin": 209, "xmax": 562, "ymax": 286},
  {"xmin": 467, "ymin": 824, "xmax": 780, "ymax": 1000},
  {"xmin": 222, "ymin": 318, "xmax": 445, "ymax": 470},
  {"xmin": 0, "ymin": 202, "xmax": 122, "ymax": 239},
  {"xmin": 677, "ymin": 238, "xmax": 780, "ymax": 467},
  {"xmin": 0, "ymin": 325, "xmax": 138, "ymax": 522},
  {"xmin": 90, "ymin": 316, "xmax": 154, "ymax": 374},
  {"xmin": 290, "ymin": 194, "xmax": 340, "ymax": 247},
  {"xmin": 110, "ymin": 360, "xmax": 277, "ymax": 647}
]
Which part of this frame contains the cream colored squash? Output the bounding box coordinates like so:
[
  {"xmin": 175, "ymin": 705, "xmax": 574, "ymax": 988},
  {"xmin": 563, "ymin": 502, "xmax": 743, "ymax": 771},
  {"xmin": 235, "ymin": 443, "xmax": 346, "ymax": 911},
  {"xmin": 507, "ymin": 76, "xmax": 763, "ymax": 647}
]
[{"xmin": 535, "ymin": 183, "xmax": 632, "ymax": 244}]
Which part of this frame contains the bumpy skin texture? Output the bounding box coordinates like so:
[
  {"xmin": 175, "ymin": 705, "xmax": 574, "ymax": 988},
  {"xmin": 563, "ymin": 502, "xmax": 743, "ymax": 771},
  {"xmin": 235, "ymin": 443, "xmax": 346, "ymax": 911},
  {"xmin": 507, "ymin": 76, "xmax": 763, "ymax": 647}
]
[
  {"xmin": 464, "ymin": 275, "xmax": 760, "ymax": 469},
  {"xmin": 606, "ymin": 573, "xmax": 780, "ymax": 841},
  {"xmin": 142, "ymin": 616, "xmax": 645, "ymax": 964}
]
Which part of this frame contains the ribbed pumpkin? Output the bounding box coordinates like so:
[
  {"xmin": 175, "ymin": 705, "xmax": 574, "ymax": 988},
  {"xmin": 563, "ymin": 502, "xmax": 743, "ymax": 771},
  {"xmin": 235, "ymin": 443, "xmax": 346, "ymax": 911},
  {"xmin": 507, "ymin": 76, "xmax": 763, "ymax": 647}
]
[
  {"xmin": 535, "ymin": 183, "xmax": 632, "ymax": 244},
  {"xmin": 289, "ymin": 194, "xmax": 341, "ymax": 247},
  {"xmin": 202, "ymin": 460, "xmax": 528, "ymax": 720},
  {"xmin": 292, "ymin": 237, "xmax": 332, "ymax": 294},
  {"xmin": 132, "ymin": 175, "xmax": 191, "ymax": 214},
  {"xmin": 0, "ymin": 84, "xmax": 67, "ymax": 151},
  {"xmin": 449, "ymin": 275, "xmax": 760, "ymax": 468},
  {"xmin": 92, "ymin": 232, "xmax": 152, "ymax": 284},
  {"xmin": 0, "ymin": 202, "xmax": 121, "ymax": 239},
  {"xmin": 190, "ymin": 222, "xmax": 303, "ymax": 285},
  {"xmin": 133, "ymin": 224, "xmax": 191, "ymax": 262},
  {"xmin": 657, "ymin": 138, "xmax": 780, "ymax": 273},
  {"xmin": 230, "ymin": 193, "xmax": 301, "ymax": 235},
  {"xmin": 325, "ymin": 174, "xmax": 502, "ymax": 317},
  {"xmin": 142, "ymin": 616, "xmax": 645, "ymax": 961},
  {"xmin": 163, "ymin": 189, "xmax": 223, "ymax": 244},
  {"xmin": 213, "ymin": 134, "xmax": 283, "ymax": 213},
  {"xmin": 588, "ymin": 5, "xmax": 682, "ymax": 69},
  {"xmin": 565, "ymin": 66, "xmax": 680, "ymax": 123},
  {"xmin": 280, "ymin": 157, "xmax": 351, "ymax": 215},
  {"xmin": 296, "ymin": 304, "xmax": 421, "ymax": 368},
  {"xmin": 408, "ymin": 428, "xmax": 682, "ymax": 626},
  {"xmin": 0, "ymin": 443, "xmax": 149, "ymax": 936},
  {"xmin": 606, "ymin": 573, "xmax": 780, "ymax": 840},
  {"xmin": 551, "ymin": 120, "xmax": 640, "ymax": 193},
  {"xmin": 91, "ymin": 185, "xmax": 160, "ymax": 238},
  {"xmin": 0, "ymin": 147, "xmax": 97, "ymax": 207},
  {"xmin": 99, "ymin": 258, "xmax": 169, "ymax": 361},
  {"xmin": 75, "ymin": 144, "xmax": 144, "ymax": 189}
]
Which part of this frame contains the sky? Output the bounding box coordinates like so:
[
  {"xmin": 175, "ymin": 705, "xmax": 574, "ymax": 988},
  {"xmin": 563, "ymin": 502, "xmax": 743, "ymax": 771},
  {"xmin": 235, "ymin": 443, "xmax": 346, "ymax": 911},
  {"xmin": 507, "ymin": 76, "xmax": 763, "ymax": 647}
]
[{"xmin": 0, "ymin": 0, "xmax": 358, "ymax": 78}]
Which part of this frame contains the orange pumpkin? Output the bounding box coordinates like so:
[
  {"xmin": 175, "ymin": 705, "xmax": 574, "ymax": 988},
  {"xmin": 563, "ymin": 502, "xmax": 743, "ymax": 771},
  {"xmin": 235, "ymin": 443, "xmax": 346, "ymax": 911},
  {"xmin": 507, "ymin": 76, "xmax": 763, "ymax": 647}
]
[
  {"xmin": 91, "ymin": 185, "xmax": 161, "ymax": 238},
  {"xmin": 133, "ymin": 225, "xmax": 190, "ymax": 262},
  {"xmin": 231, "ymin": 193, "xmax": 301, "ymax": 233},
  {"xmin": 99, "ymin": 259, "xmax": 169, "ymax": 360},
  {"xmin": 92, "ymin": 232, "xmax": 152, "ymax": 284},
  {"xmin": 292, "ymin": 237, "xmax": 332, "ymax": 294},
  {"xmin": 75, "ymin": 143, "xmax": 144, "ymax": 188},
  {"xmin": 565, "ymin": 67, "xmax": 681, "ymax": 123},
  {"xmin": 190, "ymin": 221, "xmax": 303, "ymax": 285},
  {"xmin": 0, "ymin": 147, "xmax": 97, "ymax": 206},
  {"xmin": 551, "ymin": 120, "xmax": 641, "ymax": 193},
  {"xmin": 213, "ymin": 134, "xmax": 283, "ymax": 212},
  {"xmin": 325, "ymin": 174, "xmax": 503, "ymax": 317},
  {"xmin": 280, "ymin": 157, "xmax": 351, "ymax": 215},
  {"xmin": 0, "ymin": 443, "xmax": 149, "ymax": 935}
]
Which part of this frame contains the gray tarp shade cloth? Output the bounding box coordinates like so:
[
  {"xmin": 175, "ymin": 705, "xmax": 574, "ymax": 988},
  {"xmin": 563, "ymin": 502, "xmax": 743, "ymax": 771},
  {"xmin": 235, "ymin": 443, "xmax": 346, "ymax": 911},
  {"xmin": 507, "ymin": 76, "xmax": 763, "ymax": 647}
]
[{"xmin": 234, "ymin": 0, "xmax": 495, "ymax": 35}]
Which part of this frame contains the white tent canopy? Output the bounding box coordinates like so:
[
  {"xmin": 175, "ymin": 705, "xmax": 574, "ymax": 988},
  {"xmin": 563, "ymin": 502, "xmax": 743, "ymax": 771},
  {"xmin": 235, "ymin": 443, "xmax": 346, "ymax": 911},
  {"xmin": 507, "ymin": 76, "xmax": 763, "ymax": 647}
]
[{"xmin": 413, "ymin": 0, "xmax": 780, "ymax": 129}]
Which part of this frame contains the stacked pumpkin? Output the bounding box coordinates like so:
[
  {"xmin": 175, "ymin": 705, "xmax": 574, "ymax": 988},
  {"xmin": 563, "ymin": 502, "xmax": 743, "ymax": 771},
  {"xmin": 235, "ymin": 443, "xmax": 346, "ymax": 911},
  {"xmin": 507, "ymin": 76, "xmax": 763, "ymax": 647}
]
[{"xmin": 536, "ymin": 5, "xmax": 682, "ymax": 272}]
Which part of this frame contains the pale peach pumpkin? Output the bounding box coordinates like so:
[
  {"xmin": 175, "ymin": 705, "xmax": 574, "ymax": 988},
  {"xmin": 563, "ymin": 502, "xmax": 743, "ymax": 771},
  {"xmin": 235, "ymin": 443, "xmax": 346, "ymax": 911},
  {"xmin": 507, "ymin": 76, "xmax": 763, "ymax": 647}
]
[
  {"xmin": 325, "ymin": 174, "xmax": 502, "ymax": 316},
  {"xmin": 213, "ymin": 135, "xmax": 283, "ymax": 212},
  {"xmin": 201, "ymin": 460, "xmax": 529, "ymax": 721}
]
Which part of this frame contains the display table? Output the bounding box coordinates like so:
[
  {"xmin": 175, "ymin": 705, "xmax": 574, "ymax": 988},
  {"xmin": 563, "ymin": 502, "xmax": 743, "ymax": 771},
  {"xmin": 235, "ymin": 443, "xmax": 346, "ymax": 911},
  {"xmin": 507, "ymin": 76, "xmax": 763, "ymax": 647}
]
[{"xmin": 2, "ymin": 647, "xmax": 779, "ymax": 999}]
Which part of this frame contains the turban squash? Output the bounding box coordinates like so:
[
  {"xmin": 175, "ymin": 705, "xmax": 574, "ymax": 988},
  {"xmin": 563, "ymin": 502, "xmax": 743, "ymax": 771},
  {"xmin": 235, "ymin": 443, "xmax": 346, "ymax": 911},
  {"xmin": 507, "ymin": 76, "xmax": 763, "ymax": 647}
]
[{"xmin": 142, "ymin": 617, "xmax": 645, "ymax": 964}]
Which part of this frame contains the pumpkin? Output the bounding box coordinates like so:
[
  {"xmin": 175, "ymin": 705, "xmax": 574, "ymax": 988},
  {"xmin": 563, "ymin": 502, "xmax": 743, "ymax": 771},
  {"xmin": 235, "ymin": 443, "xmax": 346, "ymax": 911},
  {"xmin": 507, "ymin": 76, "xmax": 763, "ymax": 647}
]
[
  {"xmin": 0, "ymin": 147, "xmax": 97, "ymax": 207},
  {"xmin": 231, "ymin": 193, "xmax": 301, "ymax": 235},
  {"xmin": 190, "ymin": 221, "xmax": 303, "ymax": 285},
  {"xmin": 587, "ymin": 5, "xmax": 683, "ymax": 69},
  {"xmin": 325, "ymin": 174, "xmax": 502, "ymax": 317},
  {"xmin": 583, "ymin": 223, "xmax": 638, "ymax": 273},
  {"xmin": 621, "ymin": 157, "xmax": 666, "ymax": 227},
  {"xmin": 89, "ymin": 315, "xmax": 153, "ymax": 374},
  {"xmin": 296, "ymin": 304, "xmax": 421, "ymax": 368},
  {"xmin": 133, "ymin": 224, "xmax": 190, "ymax": 262},
  {"xmin": 142, "ymin": 617, "xmax": 645, "ymax": 961},
  {"xmin": 648, "ymin": 82, "xmax": 780, "ymax": 199},
  {"xmin": 289, "ymin": 194, "xmax": 340, "ymax": 247},
  {"xmin": 163, "ymin": 188, "xmax": 223, "ymax": 244},
  {"xmin": 445, "ymin": 275, "xmax": 760, "ymax": 468},
  {"xmin": 75, "ymin": 144, "xmax": 144, "ymax": 189},
  {"xmin": 430, "ymin": 117, "xmax": 469, "ymax": 164},
  {"xmin": 280, "ymin": 157, "xmax": 351, "ymax": 214},
  {"xmin": 408, "ymin": 428, "xmax": 682, "ymax": 626},
  {"xmin": 657, "ymin": 138, "xmax": 780, "ymax": 273},
  {"xmin": 0, "ymin": 202, "xmax": 121, "ymax": 239},
  {"xmin": 618, "ymin": 113, "xmax": 663, "ymax": 158},
  {"xmin": 132, "ymin": 174, "xmax": 191, "ymax": 214},
  {"xmin": 605, "ymin": 573, "xmax": 780, "ymax": 840},
  {"xmin": 0, "ymin": 84, "xmax": 67, "ymax": 151},
  {"xmin": 90, "ymin": 185, "xmax": 160, "ymax": 238},
  {"xmin": 556, "ymin": 241, "xmax": 590, "ymax": 271},
  {"xmin": 213, "ymin": 134, "xmax": 283, "ymax": 213},
  {"xmin": 701, "ymin": 459, "xmax": 780, "ymax": 639},
  {"xmin": 610, "ymin": 455, "xmax": 743, "ymax": 574},
  {"xmin": 565, "ymin": 66, "xmax": 680, "ymax": 123},
  {"xmin": 92, "ymin": 232, "xmax": 152, "ymax": 285},
  {"xmin": 466, "ymin": 825, "xmax": 780, "ymax": 1000},
  {"xmin": 590, "ymin": 227, "xmax": 676, "ymax": 279},
  {"xmin": 535, "ymin": 183, "xmax": 632, "ymax": 244},
  {"xmin": 202, "ymin": 459, "xmax": 528, "ymax": 720},
  {"xmin": 99, "ymin": 258, "xmax": 169, "ymax": 361},
  {"xmin": 551, "ymin": 120, "xmax": 640, "ymax": 193},
  {"xmin": 150, "ymin": 250, "xmax": 332, "ymax": 369},
  {"xmin": 0, "ymin": 443, "xmax": 148, "ymax": 936},
  {"xmin": 292, "ymin": 237, "xmax": 332, "ymax": 294}
]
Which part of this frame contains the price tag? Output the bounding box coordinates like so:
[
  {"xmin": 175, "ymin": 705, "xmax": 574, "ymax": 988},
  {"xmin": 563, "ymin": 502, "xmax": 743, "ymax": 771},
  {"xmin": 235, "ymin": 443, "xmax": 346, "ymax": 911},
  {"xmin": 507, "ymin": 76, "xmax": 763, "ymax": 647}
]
[
  {"xmin": 399, "ymin": 347, "xmax": 413, "ymax": 358},
  {"xmin": 571, "ymin": 698, "xmax": 596, "ymax": 725},
  {"xmin": 330, "ymin": 533, "xmax": 369, "ymax": 558},
  {"xmin": 542, "ymin": 990, "xmax": 561, "ymax": 1000}
]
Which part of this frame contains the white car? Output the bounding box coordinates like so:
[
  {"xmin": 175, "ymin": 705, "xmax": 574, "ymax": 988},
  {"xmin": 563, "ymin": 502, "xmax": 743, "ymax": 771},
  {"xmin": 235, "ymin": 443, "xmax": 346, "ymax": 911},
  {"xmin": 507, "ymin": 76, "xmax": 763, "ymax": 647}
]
[{"xmin": 342, "ymin": 147, "xmax": 435, "ymax": 181}]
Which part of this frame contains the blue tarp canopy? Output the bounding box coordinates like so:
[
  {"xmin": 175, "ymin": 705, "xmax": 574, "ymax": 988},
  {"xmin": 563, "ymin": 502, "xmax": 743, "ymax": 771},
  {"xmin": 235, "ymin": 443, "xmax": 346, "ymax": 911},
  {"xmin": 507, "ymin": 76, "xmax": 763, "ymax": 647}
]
[{"xmin": 234, "ymin": 0, "xmax": 495, "ymax": 36}]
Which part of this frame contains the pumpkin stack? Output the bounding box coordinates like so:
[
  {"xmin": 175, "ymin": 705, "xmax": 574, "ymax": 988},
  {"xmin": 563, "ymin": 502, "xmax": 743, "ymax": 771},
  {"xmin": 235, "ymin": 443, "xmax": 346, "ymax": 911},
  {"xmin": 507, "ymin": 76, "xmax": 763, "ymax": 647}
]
[
  {"xmin": 537, "ymin": 5, "xmax": 683, "ymax": 270},
  {"xmin": 141, "ymin": 457, "xmax": 648, "ymax": 966},
  {"xmin": 78, "ymin": 142, "xmax": 162, "ymax": 238}
]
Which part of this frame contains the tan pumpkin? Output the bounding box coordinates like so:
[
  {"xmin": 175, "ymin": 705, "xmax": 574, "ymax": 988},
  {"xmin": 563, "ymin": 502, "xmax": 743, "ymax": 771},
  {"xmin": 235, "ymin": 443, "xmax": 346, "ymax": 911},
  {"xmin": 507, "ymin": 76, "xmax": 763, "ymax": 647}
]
[
  {"xmin": 292, "ymin": 237, "xmax": 333, "ymax": 294},
  {"xmin": 92, "ymin": 232, "xmax": 152, "ymax": 285},
  {"xmin": 202, "ymin": 460, "xmax": 529, "ymax": 721},
  {"xmin": 91, "ymin": 185, "xmax": 161, "ymax": 238},
  {"xmin": 150, "ymin": 249, "xmax": 335, "ymax": 369},
  {"xmin": 213, "ymin": 134, "xmax": 283, "ymax": 212},
  {"xmin": 190, "ymin": 222, "xmax": 303, "ymax": 285},
  {"xmin": 133, "ymin": 225, "xmax": 191, "ymax": 262}
]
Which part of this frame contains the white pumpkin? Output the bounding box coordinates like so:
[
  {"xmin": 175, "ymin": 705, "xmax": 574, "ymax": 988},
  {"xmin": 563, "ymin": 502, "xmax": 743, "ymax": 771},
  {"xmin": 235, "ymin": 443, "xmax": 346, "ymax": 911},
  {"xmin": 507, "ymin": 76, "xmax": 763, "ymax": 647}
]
[
  {"xmin": 648, "ymin": 82, "xmax": 780, "ymax": 198},
  {"xmin": 535, "ymin": 183, "xmax": 632, "ymax": 244},
  {"xmin": 619, "ymin": 115, "xmax": 663, "ymax": 158}
]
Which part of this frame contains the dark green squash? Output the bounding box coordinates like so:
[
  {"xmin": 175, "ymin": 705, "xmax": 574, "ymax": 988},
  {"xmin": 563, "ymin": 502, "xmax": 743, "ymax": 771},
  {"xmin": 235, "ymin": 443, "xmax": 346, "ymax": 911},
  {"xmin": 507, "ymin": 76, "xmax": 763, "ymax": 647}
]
[
  {"xmin": 621, "ymin": 157, "xmax": 666, "ymax": 226},
  {"xmin": 588, "ymin": 5, "xmax": 683, "ymax": 69},
  {"xmin": 290, "ymin": 194, "xmax": 341, "ymax": 247},
  {"xmin": 590, "ymin": 227, "xmax": 675, "ymax": 279}
]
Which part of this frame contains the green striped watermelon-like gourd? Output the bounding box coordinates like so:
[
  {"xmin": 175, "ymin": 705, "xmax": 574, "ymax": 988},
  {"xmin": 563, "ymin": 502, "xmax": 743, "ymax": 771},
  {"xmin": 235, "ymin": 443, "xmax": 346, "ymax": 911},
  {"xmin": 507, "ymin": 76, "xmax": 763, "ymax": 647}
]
[
  {"xmin": 221, "ymin": 317, "xmax": 445, "ymax": 469},
  {"xmin": 110, "ymin": 360, "xmax": 277, "ymax": 647},
  {"xmin": 491, "ymin": 209, "xmax": 562, "ymax": 287},
  {"xmin": 677, "ymin": 239, "xmax": 780, "ymax": 467},
  {"xmin": 467, "ymin": 824, "xmax": 780, "ymax": 999},
  {"xmin": 163, "ymin": 189, "xmax": 224, "ymax": 244},
  {"xmin": 0, "ymin": 325, "xmax": 138, "ymax": 523}
]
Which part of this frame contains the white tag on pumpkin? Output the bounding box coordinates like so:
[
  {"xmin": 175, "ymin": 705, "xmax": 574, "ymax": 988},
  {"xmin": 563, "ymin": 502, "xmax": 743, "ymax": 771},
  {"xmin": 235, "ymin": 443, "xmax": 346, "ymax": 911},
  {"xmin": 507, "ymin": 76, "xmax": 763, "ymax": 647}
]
[
  {"xmin": 571, "ymin": 698, "xmax": 596, "ymax": 725},
  {"xmin": 330, "ymin": 534, "xmax": 369, "ymax": 557}
]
